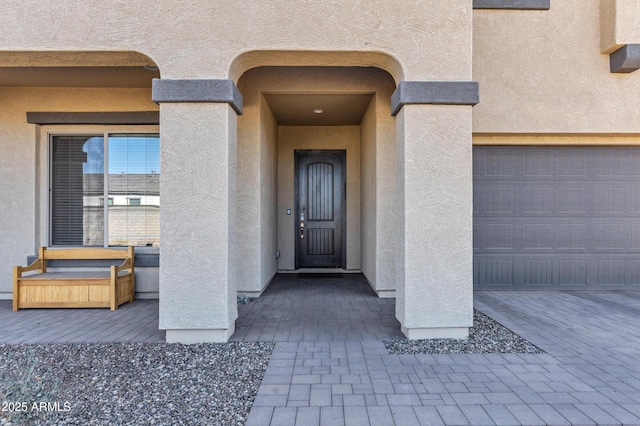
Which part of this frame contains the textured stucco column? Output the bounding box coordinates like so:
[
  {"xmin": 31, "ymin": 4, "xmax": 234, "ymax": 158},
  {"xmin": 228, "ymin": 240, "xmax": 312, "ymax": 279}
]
[
  {"xmin": 601, "ymin": 0, "xmax": 640, "ymax": 72},
  {"xmin": 601, "ymin": 0, "xmax": 640, "ymax": 54},
  {"xmin": 158, "ymin": 102, "xmax": 238, "ymax": 343},
  {"xmin": 396, "ymin": 104, "xmax": 474, "ymax": 339}
]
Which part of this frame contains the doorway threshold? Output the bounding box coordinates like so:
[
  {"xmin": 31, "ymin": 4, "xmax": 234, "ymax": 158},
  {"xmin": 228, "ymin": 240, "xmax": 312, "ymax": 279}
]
[
  {"xmin": 296, "ymin": 273, "xmax": 344, "ymax": 279},
  {"xmin": 279, "ymin": 268, "xmax": 361, "ymax": 274}
]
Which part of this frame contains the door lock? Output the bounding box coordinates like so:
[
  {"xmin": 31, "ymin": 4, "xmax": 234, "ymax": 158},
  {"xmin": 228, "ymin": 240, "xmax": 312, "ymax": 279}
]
[{"xmin": 300, "ymin": 221, "xmax": 304, "ymax": 239}]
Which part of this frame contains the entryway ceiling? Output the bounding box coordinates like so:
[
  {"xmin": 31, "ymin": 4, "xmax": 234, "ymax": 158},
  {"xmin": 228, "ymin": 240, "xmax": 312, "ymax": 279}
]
[
  {"xmin": 263, "ymin": 93, "xmax": 374, "ymax": 126},
  {"xmin": 0, "ymin": 67, "xmax": 375, "ymax": 127}
]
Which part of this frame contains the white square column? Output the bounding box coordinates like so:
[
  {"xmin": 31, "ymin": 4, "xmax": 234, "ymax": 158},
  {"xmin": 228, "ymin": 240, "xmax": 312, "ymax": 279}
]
[
  {"xmin": 395, "ymin": 102, "xmax": 474, "ymax": 339},
  {"xmin": 153, "ymin": 79, "xmax": 243, "ymax": 343}
]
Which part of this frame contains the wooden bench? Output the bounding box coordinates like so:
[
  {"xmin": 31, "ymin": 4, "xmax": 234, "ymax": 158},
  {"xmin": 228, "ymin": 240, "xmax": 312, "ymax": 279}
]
[{"xmin": 13, "ymin": 247, "xmax": 135, "ymax": 311}]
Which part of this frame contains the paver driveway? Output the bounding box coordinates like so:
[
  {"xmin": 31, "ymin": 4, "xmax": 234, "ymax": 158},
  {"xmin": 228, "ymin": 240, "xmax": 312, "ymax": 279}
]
[
  {"xmin": 238, "ymin": 275, "xmax": 640, "ymax": 425},
  {"xmin": 2, "ymin": 274, "xmax": 640, "ymax": 425}
]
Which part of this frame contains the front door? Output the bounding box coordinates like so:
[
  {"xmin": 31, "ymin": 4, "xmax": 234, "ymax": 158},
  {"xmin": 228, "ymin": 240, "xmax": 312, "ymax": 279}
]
[{"xmin": 295, "ymin": 150, "xmax": 346, "ymax": 268}]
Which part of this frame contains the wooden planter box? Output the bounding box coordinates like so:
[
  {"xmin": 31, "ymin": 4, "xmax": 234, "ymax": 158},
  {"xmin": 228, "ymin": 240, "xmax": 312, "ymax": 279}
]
[{"xmin": 13, "ymin": 247, "xmax": 135, "ymax": 311}]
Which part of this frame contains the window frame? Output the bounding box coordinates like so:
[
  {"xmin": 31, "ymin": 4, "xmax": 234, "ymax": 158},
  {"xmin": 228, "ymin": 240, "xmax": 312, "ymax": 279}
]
[{"xmin": 41, "ymin": 125, "xmax": 159, "ymax": 251}]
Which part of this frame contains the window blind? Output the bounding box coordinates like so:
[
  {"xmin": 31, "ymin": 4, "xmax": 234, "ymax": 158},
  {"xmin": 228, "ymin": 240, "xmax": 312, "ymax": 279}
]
[{"xmin": 51, "ymin": 135, "xmax": 104, "ymax": 246}]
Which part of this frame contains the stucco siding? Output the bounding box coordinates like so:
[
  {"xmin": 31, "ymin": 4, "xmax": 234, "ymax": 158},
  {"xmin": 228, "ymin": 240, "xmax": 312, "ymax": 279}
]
[
  {"xmin": 259, "ymin": 95, "xmax": 279, "ymax": 288},
  {"xmin": 360, "ymin": 97, "xmax": 377, "ymax": 287},
  {"xmin": 236, "ymin": 73, "xmax": 264, "ymax": 293},
  {"xmin": 0, "ymin": 87, "xmax": 157, "ymax": 299},
  {"xmin": 0, "ymin": 90, "xmax": 36, "ymax": 298},
  {"xmin": 0, "ymin": 1, "xmax": 475, "ymax": 82},
  {"xmin": 159, "ymin": 103, "xmax": 238, "ymax": 335},
  {"xmin": 601, "ymin": 0, "xmax": 640, "ymax": 53},
  {"xmin": 375, "ymin": 85, "xmax": 400, "ymax": 295},
  {"xmin": 473, "ymin": 0, "xmax": 640, "ymax": 134},
  {"xmin": 396, "ymin": 104, "xmax": 474, "ymax": 337}
]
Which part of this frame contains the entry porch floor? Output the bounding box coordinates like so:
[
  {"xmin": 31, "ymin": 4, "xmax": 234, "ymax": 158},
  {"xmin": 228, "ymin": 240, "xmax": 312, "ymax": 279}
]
[
  {"xmin": 231, "ymin": 273, "xmax": 405, "ymax": 342},
  {"xmin": 1, "ymin": 275, "xmax": 640, "ymax": 424}
]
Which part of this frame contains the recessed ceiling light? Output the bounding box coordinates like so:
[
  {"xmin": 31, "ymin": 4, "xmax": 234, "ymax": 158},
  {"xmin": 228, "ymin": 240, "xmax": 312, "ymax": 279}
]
[{"xmin": 313, "ymin": 109, "xmax": 324, "ymax": 114}]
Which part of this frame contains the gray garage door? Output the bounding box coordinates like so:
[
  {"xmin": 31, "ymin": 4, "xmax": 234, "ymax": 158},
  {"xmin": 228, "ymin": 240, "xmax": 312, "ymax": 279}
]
[{"xmin": 474, "ymin": 147, "xmax": 640, "ymax": 290}]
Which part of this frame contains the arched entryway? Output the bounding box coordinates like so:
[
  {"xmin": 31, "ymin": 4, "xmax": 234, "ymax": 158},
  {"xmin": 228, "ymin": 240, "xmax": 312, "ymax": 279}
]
[
  {"xmin": 0, "ymin": 50, "xmax": 162, "ymax": 302},
  {"xmin": 234, "ymin": 65, "xmax": 399, "ymax": 301}
]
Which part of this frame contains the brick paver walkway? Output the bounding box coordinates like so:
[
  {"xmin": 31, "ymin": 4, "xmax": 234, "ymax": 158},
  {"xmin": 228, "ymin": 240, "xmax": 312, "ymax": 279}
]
[
  {"xmin": 238, "ymin": 275, "xmax": 640, "ymax": 425},
  {"xmin": 2, "ymin": 274, "xmax": 640, "ymax": 425},
  {"xmin": 0, "ymin": 299, "xmax": 164, "ymax": 343},
  {"xmin": 231, "ymin": 273, "xmax": 404, "ymax": 342}
]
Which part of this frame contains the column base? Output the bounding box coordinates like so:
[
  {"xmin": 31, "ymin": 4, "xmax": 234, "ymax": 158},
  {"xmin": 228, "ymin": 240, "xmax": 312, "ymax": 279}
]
[
  {"xmin": 401, "ymin": 326, "xmax": 469, "ymax": 340},
  {"xmin": 165, "ymin": 324, "xmax": 236, "ymax": 344},
  {"xmin": 376, "ymin": 289, "xmax": 396, "ymax": 299}
]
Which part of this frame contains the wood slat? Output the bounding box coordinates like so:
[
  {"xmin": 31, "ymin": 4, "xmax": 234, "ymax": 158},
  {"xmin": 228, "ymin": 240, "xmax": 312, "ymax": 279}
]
[
  {"xmin": 13, "ymin": 246, "xmax": 135, "ymax": 311},
  {"xmin": 18, "ymin": 302, "xmax": 111, "ymax": 309},
  {"xmin": 43, "ymin": 247, "xmax": 131, "ymax": 260}
]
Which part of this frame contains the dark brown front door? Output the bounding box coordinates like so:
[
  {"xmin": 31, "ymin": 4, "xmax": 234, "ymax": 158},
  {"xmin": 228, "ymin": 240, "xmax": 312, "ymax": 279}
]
[{"xmin": 295, "ymin": 150, "xmax": 345, "ymax": 268}]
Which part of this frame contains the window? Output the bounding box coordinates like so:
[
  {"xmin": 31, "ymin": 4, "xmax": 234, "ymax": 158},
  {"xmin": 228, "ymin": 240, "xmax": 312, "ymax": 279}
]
[{"xmin": 50, "ymin": 133, "xmax": 160, "ymax": 247}]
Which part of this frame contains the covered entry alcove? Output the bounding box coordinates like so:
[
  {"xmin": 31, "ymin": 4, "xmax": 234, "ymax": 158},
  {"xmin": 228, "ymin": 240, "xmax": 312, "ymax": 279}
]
[
  {"xmin": 235, "ymin": 65, "xmax": 399, "ymax": 299},
  {"xmin": 0, "ymin": 1, "xmax": 478, "ymax": 344}
]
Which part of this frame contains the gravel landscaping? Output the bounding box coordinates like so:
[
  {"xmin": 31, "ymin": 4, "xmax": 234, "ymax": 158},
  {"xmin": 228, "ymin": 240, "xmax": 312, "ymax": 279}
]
[
  {"xmin": 0, "ymin": 342, "xmax": 273, "ymax": 426},
  {"xmin": 384, "ymin": 309, "xmax": 544, "ymax": 355},
  {"xmin": 0, "ymin": 309, "xmax": 543, "ymax": 425}
]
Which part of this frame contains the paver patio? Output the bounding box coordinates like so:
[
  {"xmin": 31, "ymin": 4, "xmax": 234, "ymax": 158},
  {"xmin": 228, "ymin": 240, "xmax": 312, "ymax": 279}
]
[
  {"xmin": 2, "ymin": 274, "xmax": 640, "ymax": 425},
  {"xmin": 0, "ymin": 299, "xmax": 164, "ymax": 343},
  {"xmin": 237, "ymin": 275, "xmax": 640, "ymax": 426}
]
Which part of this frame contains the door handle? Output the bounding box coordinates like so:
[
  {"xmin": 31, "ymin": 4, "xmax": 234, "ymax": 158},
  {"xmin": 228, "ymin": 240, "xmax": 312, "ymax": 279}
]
[{"xmin": 300, "ymin": 221, "xmax": 304, "ymax": 239}]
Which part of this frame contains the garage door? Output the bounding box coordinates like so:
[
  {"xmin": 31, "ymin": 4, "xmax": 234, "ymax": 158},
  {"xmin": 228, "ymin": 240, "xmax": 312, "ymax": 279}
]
[{"xmin": 474, "ymin": 147, "xmax": 640, "ymax": 290}]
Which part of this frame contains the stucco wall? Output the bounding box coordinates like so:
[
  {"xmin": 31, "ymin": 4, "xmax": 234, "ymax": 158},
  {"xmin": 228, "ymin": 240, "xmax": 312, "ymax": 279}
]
[
  {"xmin": 360, "ymin": 98, "xmax": 377, "ymax": 286},
  {"xmin": 0, "ymin": 89, "xmax": 37, "ymax": 298},
  {"xmin": 373, "ymin": 85, "xmax": 399, "ymax": 295},
  {"xmin": 278, "ymin": 126, "xmax": 361, "ymax": 270},
  {"xmin": 473, "ymin": 0, "xmax": 640, "ymax": 134},
  {"xmin": 0, "ymin": 1, "xmax": 473, "ymax": 82},
  {"xmin": 601, "ymin": 0, "xmax": 640, "ymax": 53},
  {"xmin": 236, "ymin": 75, "xmax": 279, "ymax": 294},
  {"xmin": 259, "ymin": 96, "xmax": 279, "ymax": 289},
  {"xmin": 0, "ymin": 87, "xmax": 157, "ymax": 299},
  {"xmin": 360, "ymin": 87, "xmax": 400, "ymax": 297}
]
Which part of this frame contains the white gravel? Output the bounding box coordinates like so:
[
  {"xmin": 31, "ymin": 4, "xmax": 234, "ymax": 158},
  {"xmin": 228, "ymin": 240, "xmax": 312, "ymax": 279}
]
[
  {"xmin": 384, "ymin": 309, "xmax": 544, "ymax": 355},
  {"xmin": 0, "ymin": 342, "xmax": 273, "ymax": 426}
]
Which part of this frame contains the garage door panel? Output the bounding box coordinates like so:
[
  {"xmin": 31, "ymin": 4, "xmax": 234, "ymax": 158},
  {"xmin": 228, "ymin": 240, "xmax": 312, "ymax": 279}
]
[
  {"xmin": 473, "ymin": 181, "xmax": 638, "ymax": 217},
  {"xmin": 596, "ymin": 149, "xmax": 633, "ymax": 177},
  {"xmin": 477, "ymin": 148, "xmax": 519, "ymax": 178},
  {"xmin": 474, "ymin": 257, "xmax": 514, "ymax": 287},
  {"xmin": 477, "ymin": 147, "xmax": 640, "ymax": 181},
  {"xmin": 558, "ymin": 149, "xmax": 588, "ymax": 177},
  {"xmin": 474, "ymin": 147, "xmax": 640, "ymax": 290},
  {"xmin": 473, "ymin": 183, "xmax": 515, "ymax": 214},
  {"xmin": 475, "ymin": 254, "xmax": 640, "ymax": 289},
  {"xmin": 559, "ymin": 186, "xmax": 588, "ymax": 213},
  {"xmin": 476, "ymin": 218, "xmax": 640, "ymax": 253},
  {"xmin": 525, "ymin": 183, "xmax": 635, "ymax": 216}
]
